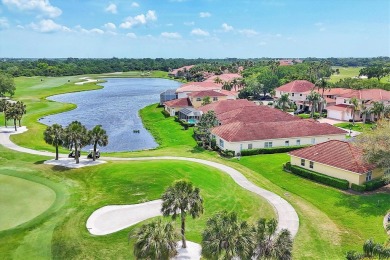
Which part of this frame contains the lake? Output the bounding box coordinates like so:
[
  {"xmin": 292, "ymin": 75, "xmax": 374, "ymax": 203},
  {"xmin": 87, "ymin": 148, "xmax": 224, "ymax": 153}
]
[{"xmin": 40, "ymin": 78, "xmax": 181, "ymax": 152}]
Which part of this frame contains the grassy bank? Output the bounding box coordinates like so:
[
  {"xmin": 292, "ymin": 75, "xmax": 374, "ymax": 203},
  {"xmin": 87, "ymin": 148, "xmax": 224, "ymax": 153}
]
[{"xmin": 334, "ymin": 122, "xmax": 376, "ymax": 133}]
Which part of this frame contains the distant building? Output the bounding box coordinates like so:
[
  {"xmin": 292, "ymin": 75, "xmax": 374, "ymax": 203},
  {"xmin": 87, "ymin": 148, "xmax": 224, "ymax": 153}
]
[{"xmin": 160, "ymin": 89, "xmax": 177, "ymax": 106}]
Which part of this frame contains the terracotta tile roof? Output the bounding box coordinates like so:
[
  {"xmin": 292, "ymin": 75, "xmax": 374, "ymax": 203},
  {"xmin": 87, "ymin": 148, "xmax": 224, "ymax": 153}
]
[
  {"xmin": 188, "ymin": 90, "xmax": 227, "ymax": 98},
  {"xmin": 217, "ymin": 106, "xmax": 301, "ymax": 125},
  {"xmin": 164, "ymin": 98, "xmax": 192, "ymax": 107},
  {"xmin": 338, "ymin": 89, "xmax": 390, "ymax": 101},
  {"xmin": 198, "ymin": 99, "xmax": 256, "ymax": 115},
  {"xmin": 204, "ymin": 74, "xmax": 242, "ymax": 83},
  {"xmin": 276, "ymin": 80, "xmax": 315, "ymax": 93},
  {"xmin": 170, "ymin": 65, "xmax": 194, "ymax": 75},
  {"xmin": 326, "ymin": 104, "xmax": 352, "ymax": 112},
  {"xmin": 289, "ymin": 140, "xmax": 374, "ymax": 174},
  {"xmin": 325, "ymin": 97, "xmax": 336, "ymax": 104},
  {"xmin": 212, "ymin": 120, "xmax": 346, "ymax": 142},
  {"xmin": 176, "ymin": 81, "xmax": 220, "ymax": 93},
  {"xmin": 220, "ymin": 89, "xmax": 238, "ymax": 97}
]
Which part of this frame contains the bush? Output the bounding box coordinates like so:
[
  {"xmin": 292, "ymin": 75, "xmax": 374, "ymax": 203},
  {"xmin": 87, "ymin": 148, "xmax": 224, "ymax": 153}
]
[
  {"xmin": 290, "ymin": 165, "xmax": 349, "ymax": 190},
  {"xmin": 313, "ymin": 112, "xmax": 320, "ymax": 119},
  {"xmin": 351, "ymin": 183, "xmax": 366, "ymax": 192},
  {"xmin": 210, "ymin": 138, "xmax": 217, "ymax": 150},
  {"xmin": 283, "ymin": 162, "xmax": 292, "ymax": 171},
  {"xmin": 241, "ymin": 145, "xmax": 307, "ymax": 156},
  {"xmin": 161, "ymin": 110, "xmax": 170, "ymax": 118},
  {"xmin": 365, "ymin": 179, "xmax": 386, "ymax": 191},
  {"xmin": 196, "ymin": 141, "xmax": 203, "ymax": 147},
  {"xmin": 220, "ymin": 149, "xmax": 235, "ymax": 158},
  {"xmin": 298, "ymin": 114, "xmax": 310, "ymax": 119}
]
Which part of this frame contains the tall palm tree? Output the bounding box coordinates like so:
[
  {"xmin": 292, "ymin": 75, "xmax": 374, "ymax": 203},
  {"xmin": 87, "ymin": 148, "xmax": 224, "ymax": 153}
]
[
  {"xmin": 63, "ymin": 121, "xmax": 88, "ymax": 164},
  {"xmin": 213, "ymin": 77, "xmax": 223, "ymax": 85},
  {"xmin": 222, "ymin": 81, "xmax": 233, "ymax": 91},
  {"xmin": 231, "ymin": 78, "xmax": 239, "ymax": 91},
  {"xmin": 161, "ymin": 180, "xmax": 203, "ymax": 249},
  {"xmin": 201, "ymin": 211, "xmax": 255, "ymax": 259},
  {"xmin": 44, "ymin": 124, "xmax": 64, "ymax": 160},
  {"xmin": 306, "ymin": 91, "xmax": 322, "ymax": 118},
  {"xmin": 276, "ymin": 93, "xmax": 293, "ymax": 112},
  {"xmin": 315, "ymin": 78, "xmax": 330, "ymax": 98},
  {"xmin": 5, "ymin": 102, "xmax": 18, "ymax": 131},
  {"xmin": 132, "ymin": 218, "xmax": 178, "ymax": 260},
  {"xmin": 268, "ymin": 60, "xmax": 280, "ymax": 75},
  {"xmin": 360, "ymin": 103, "xmax": 370, "ymax": 124},
  {"xmin": 15, "ymin": 101, "xmax": 26, "ymax": 127},
  {"xmin": 0, "ymin": 99, "xmax": 8, "ymax": 127},
  {"xmin": 253, "ymin": 218, "xmax": 293, "ymax": 260},
  {"xmin": 371, "ymin": 101, "xmax": 385, "ymax": 121},
  {"xmin": 88, "ymin": 125, "xmax": 108, "ymax": 161},
  {"xmin": 349, "ymin": 97, "xmax": 360, "ymax": 125}
]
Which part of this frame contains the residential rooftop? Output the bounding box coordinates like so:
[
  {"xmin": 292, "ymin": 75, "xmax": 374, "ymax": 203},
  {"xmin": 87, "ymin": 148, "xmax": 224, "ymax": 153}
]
[
  {"xmin": 198, "ymin": 99, "xmax": 256, "ymax": 115},
  {"xmin": 188, "ymin": 90, "xmax": 227, "ymax": 98},
  {"xmin": 164, "ymin": 97, "xmax": 192, "ymax": 107},
  {"xmin": 276, "ymin": 80, "xmax": 315, "ymax": 93}
]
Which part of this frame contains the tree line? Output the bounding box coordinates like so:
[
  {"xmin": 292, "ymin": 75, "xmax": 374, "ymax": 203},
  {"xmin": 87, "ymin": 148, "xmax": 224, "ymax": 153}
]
[
  {"xmin": 44, "ymin": 122, "xmax": 108, "ymax": 162},
  {"xmin": 0, "ymin": 100, "xmax": 26, "ymax": 131}
]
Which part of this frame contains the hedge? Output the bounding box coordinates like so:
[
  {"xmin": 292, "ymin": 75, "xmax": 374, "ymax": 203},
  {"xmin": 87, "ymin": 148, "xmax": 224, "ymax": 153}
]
[
  {"xmin": 241, "ymin": 145, "xmax": 307, "ymax": 156},
  {"xmin": 290, "ymin": 165, "xmax": 350, "ymax": 190},
  {"xmin": 365, "ymin": 179, "xmax": 386, "ymax": 191},
  {"xmin": 351, "ymin": 183, "xmax": 366, "ymax": 192}
]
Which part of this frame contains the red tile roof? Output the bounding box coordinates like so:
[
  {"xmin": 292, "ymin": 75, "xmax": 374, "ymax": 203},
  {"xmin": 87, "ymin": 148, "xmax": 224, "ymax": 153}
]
[
  {"xmin": 217, "ymin": 106, "xmax": 301, "ymax": 125},
  {"xmin": 338, "ymin": 89, "xmax": 390, "ymax": 101},
  {"xmin": 326, "ymin": 104, "xmax": 352, "ymax": 112},
  {"xmin": 170, "ymin": 65, "xmax": 194, "ymax": 75},
  {"xmin": 289, "ymin": 140, "xmax": 374, "ymax": 174},
  {"xmin": 188, "ymin": 90, "xmax": 227, "ymax": 98},
  {"xmin": 204, "ymin": 74, "xmax": 242, "ymax": 83},
  {"xmin": 198, "ymin": 99, "xmax": 256, "ymax": 115},
  {"xmin": 276, "ymin": 80, "xmax": 315, "ymax": 93},
  {"xmin": 211, "ymin": 120, "xmax": 346, "ymax": 142},
  {"xmin": 176, "ymin": 81, "xmax": 220, "ymax": 93},
  {"xmin": 164, "ymin": 98, "xmax": 192, "ymax": 107}
]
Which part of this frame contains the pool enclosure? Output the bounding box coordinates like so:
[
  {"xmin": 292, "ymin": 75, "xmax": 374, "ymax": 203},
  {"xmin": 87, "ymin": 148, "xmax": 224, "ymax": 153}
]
[{"xmin": 178, "ymin": 108, "xmax": 202, "ymax": 124}]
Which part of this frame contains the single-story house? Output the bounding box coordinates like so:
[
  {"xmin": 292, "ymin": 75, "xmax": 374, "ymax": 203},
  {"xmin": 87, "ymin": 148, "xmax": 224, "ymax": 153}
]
[
  {"xmin": 198, "ymin": 99, "xmax": 257, "ymax": 117},
  {"xmin": 178, "ymin": 108, "xmax": 202, "ymax": 123},
  {"xmin": 160, "ymin": 89, "xmax": 177, "ymax": 105},
  {"xmin": 164, "ymin": 98, "xmax": 192, "ymax": 116},
  {"xmin": 212, "ymin": 120, "xmax": 346, "ymax": 154},
  {"xmin": 188, "ymin": 90, "xmax": 230, "ymax": 108},
  {"xmin": 288, "ymin": 140, "xmax": 385, "ymax": 187}
]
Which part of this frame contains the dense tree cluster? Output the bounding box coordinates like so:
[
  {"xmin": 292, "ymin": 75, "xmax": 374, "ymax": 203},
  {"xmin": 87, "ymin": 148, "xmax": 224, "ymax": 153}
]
[{"xmin": 0, "ymin": 100, "xmax": 26, "ymax": 131}]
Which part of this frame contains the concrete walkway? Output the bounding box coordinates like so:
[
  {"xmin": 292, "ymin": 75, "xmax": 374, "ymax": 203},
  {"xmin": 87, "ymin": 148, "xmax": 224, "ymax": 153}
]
[{"xmin": 0, "ymin": 128, "xmax": 300, "ymax": 238}]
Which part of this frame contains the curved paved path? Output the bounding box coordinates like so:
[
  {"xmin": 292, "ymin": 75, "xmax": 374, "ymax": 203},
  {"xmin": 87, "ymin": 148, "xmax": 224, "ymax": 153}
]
[{"xmin": 1, "ymin": 127, "xmax": 299, "ymax": 238}]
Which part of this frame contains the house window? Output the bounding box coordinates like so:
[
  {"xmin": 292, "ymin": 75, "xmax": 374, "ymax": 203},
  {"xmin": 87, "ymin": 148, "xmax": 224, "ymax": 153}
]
[
  {"xmin": 311, "ymin": 138, "xmax": 315, "ymax": 144},
  {"xmin": 366, "ymin": 171, "xmax": 372, "ymax": 181},
  {"xmin": 291, "ymin": 93, "xmax": 295, "ymax": 97},
  {"xmin": 219, "ymin": 139, "xmax": 224, "ymax": 148},
  {"xmin": 301, "ymin": 159, "xmax": 305, "ymax": 166},
  {"xmin": 344, "ymin": 99, "xmax": 347, "ymax": 103},
  {"xmin": 248, "ymin": 143, "xmax": 253, "ymax": 149},
  {"xmin": 264, "ymin": 142, "xmax": 273, "ymax": 148},
  {"xmin": 296, "ymin": 140, "xmax": 301, "ymax": 145},
  {"xmin": 285, "ymin": 140, "xmax": 289, "ymax": 146},
  {"xmin": 300, "ymin": 94, "xmax": 303, "ymax": 96},
  {"xmin": 196, "ymin": 98, "xmax": 201, "ymax": 101},
  {"xmin": 213, "ymin": 97, "xmax": 218, "ymax": 101},
  {"xmin": 309, "ymin": 161, "xmax": 314, "ymax": 169}
]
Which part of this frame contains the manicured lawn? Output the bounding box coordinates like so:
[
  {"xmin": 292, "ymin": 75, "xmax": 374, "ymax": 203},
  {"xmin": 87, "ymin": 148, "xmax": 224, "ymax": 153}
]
[
  {"xmin": 235, "ymin": 153, "xmax": 390, "ymax": 259},
  {"xmin": 329, "ymin": 66, "xmax": 362, "ymax": 83},
  {"xmin": 0, "ymin": 174, "xmax": 56, "ymax": 231},
  {"xmin": 0, "ymin": 146, "xmax": 274, "ymax": 259},
  {"xmin": 334, "ymin": 122, "xmax": 376, "ymax": 133}
]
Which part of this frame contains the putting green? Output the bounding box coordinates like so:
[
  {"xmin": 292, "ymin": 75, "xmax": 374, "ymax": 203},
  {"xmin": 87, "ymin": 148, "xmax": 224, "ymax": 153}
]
[{"xmin": 0, "ymin": 174, "xmax": 56, "ymax": 231}]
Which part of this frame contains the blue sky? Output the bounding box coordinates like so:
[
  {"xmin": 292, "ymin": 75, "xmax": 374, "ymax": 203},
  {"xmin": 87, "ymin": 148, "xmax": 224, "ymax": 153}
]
[{"xmin": 0, "ymin": 0, "xmax": 389, "ymax": 58}]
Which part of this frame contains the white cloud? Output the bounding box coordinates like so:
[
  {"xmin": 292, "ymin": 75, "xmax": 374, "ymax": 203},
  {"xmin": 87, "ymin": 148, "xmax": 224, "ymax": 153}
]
[
  {"xmin": 2, "ymin": 0, "xmax": 62, "ymax": 18},
  {"xmin": 161, "ymin": 32, "xmax": 181, "ymax": 39},
  {"xmin": 0, "ymin": 17, "xmax": 9, "ymax": 29},
  {"xmin": 221, "ymin": 23, "xmax": 233, "ymax": 32},
  {"xmin": 259, "ymin": 41, "xmax": 267, "ymax": 46},
  {"xmin": 120, "ymin": 10, "xmax": 157, "ymax": 29},
  {"xmin": 16, "ymin": 24, "xmax": 24, "ymax": 29},
  {"xmin": 103, "ymin": 22, "xmax": 116, "ymax": 31},
  {"xmin": 239, "ymin": 29, "xmax": 258, "ymax": 37},
  {"xmin": 166, "ymin": 23, "xmax": 173, "ymax": 26},
  {"xmin": 191, "ymin": 28, "xmax": 209, "ymax": 36},
  {"xmin": 184, "ymin": 21, "xmax": 194, "ymax": 26},
  {"xmin": 276, "ymin": 33, "xmax": 282, "ymax": 37},
  {"xmin": 105, "ymin": 3, "xmax": 117, "ymax": 14},
  {"xmin": 314, "ymin": 22, "xmax": 323, "ymax": 26},
  {"xmin": 126, "ymin": 32, "xmax": 137, "ymax": 38},
  {"xmin": 199, "ymin": 12, "xmax": 211, "ymax": 18},
  {"xmin": 90, "ymin": 28, "xmax": 104, "ymax": 34},
  {"xmin": 29, "ymin": 19, "xmax": 70, "ymax": 33},
  {"xmin": 131, "ymin": 2, "xmax": 139, "ymax": 7}
]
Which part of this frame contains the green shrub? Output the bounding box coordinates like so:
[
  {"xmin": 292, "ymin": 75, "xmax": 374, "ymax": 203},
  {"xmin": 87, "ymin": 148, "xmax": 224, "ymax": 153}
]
[
  {"xmin": 298, "ymin": 114, "xmax": 310, "ymax": 119},
  {"xmin": 351, "ymin": 183, "xmax": 366, "ymax": 192},
  {"xmin": 313, "ymin": 112, "xmax": 321, "ymax": 119},
  {"xmin": 196, "ymin": 141, "xmax": 203, "ymax": 147},
  {"xmin": 241, "ymin": 145, "xmax": 307, "ymax": 156},
  {"xmin": 365, "ymin": 179, "xmax": 385, "ymax": 191},
  {"xmin": 220, "ymin": 149, "xmax": 235, "ymax": 158},
  {"xmin": 290, "ymin": 165, "xmax": 349, "ymax": 190},
  {"xmin": 211, "ymin": 138, "xmax": 217, "ymax": 150},
  {"xmin": 161, "ymin": 110, "xmax": 170, "ymax": 118},
  {"xmin": 283, "ymin": 162, "xmax": 292, "ymax": 171}
]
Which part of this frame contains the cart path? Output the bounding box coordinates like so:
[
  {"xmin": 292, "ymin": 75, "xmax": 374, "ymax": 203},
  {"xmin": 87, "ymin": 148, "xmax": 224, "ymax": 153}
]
[{"xmin": 1, "ymin": 127, "xmax": 299, "ymax": 238}]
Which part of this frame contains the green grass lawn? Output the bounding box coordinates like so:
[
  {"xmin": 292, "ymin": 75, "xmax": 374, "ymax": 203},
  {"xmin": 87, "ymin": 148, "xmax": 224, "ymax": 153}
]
[
  {"xmin": 235, "ymin": 153, "xmax": 390, "ymax": 259},
  {"xmin": 334, "ymin": 122, "xmax": 376, "ymax": 133},
  {"xmin": 329, "ymin": 66, "xmax": 362, "ymax": 83},
  {"xmin": 0, "ymin": 146, "xmax": 274, "ymax": 259},
  {"xmin": 0, "ymin": 174, "xmax": 56, "ymax": 231}
]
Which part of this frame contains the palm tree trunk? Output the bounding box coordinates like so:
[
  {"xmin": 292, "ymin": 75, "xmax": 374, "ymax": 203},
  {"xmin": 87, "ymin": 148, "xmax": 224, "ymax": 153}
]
[
  {"xmin": 14, "ymin": 119, "xmax": 17, "ymax": 131},
  {"xmin": 93, "ymin": 142, "xmax": 97, "ymax": 161},
  {"xmin": 181, "ymin": 212, "xmax": 187, "ymax": 248},
  {"xmin": 75, "ymin": 145, "xmax": 79, "ymax": 164},
  {"xmin": 4, "ymin": 114, "xmax": 7, "ymax": 127},
  {"xmin": 55, "ymin": 145, "xmax": 59, "ymax": 160},
  {"xmin": 18, "ymin": 119, "xmax": 21, "ymax": 127}
]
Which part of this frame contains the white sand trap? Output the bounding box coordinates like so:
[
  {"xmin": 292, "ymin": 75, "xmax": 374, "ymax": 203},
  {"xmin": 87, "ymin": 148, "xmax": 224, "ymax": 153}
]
[
  {"xmin": 86, "ymin": 200, "xmax": 163, "ymax": 235},
  {"xmin": 0, "ymin": 126, "xmax": 28, "ymax": 134},
  {"xmin": 75, "ymin": 77, "xmax": 99, "ymax": 85},
  {"xmin": 44, "ymin": 158, "xmax": 106, "ymax": 169},
  {"xmin": 174, "ymin": 241, "xmax": 202, "ymax": 260}
]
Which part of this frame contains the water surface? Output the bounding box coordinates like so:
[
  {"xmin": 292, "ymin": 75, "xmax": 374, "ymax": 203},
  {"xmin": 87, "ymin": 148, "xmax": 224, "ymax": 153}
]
[{"xmin": 41, "ymin": 78, "xmax": 181, "ymax": 152}]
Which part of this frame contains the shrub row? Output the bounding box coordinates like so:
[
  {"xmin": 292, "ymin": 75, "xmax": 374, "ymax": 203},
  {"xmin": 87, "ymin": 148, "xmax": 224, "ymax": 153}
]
[
  {"xmin": 241, "ymin": 145, "xmax": 307, "ymax": 156},
  {"xmin": 290, "ymin": 165, "xmax": 349, "ymax": 190},
  {"xmin": 283, "ymin": 162, "xmax": 292, "ymax": 171},
  {"xmin": 365, "ymin": 179, "xmax": 386, "ymax": 191},
  {"xmin": 220, "ymin": 149, "xmax": 235, "ymax": 158},
  {"xmin": 351, "ymin": 183, "xmax": 366, "ymax": 192}
]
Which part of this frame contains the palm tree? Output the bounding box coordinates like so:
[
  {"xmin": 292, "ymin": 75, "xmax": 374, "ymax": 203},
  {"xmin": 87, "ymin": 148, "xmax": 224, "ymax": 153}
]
[
  {"xmin": 276, "ymin": 93, "xmax": 293, "ymax": 112},
  {"xmin": 5, "ymin": 102, "xmax": 18, "ymax": 131},
  {"xmin": 253, "ymin": 218, "xmax": 293, "ymax": 260},
  {"xmin": 161, "ymin": 180, "xmax": 203, "ymax": 249},
  {"xmin": 222, "ymin": 81, "xmax": 233, "ymax": 91},
  {"xmin": 63, "ymin": 121, "xmax": 88, "ymax": 164},
  {"xmin": 306, "ymin": 91, "xmax": 322, "ymax": 118},
  {"xmin": 88, "ymin": 125, "xmax": 108, "ymax": 161},
  {"xmin": 0, "ymin": 99, "xmax": 8, "ymax": 127},
  {"xmin": 349, "ymin": 97, "xmax": 360, "ymax": 125},
  {"xmin": 383, "ymin": 105, "xmax": 390, "ymax": 119},
  {"xmin": 371, "ymin": 101, "xmax": 385, "ymax": 121},
  {"xmin": 231, "ymin": 78, "xmax": 239, "ymax": 91},
  {"xmin": 132, "ymin": 218, "xmax": 178, "ymax": 259},
  {"xmin": 268, "ymin": 60, "xmax": 280, "ymax": 75},
  {"xmin": 363, "ymin": 238, "xmax": 375, "ymax": 258},
  {"xmin": 315, "ymin": 78, "xmax": 330, "ymax": 97},
  {"xmin": 346, "ymin": 250, "xmax": 364, "ymax": 260},
  {"xmin": 213, "ymin": 77, "xmax": 223, "ymax": 85},
  {"xmin": 44, "ymin": 124, "xmax": 64, "ymax": 160},
  {"xmin": 15, "ymin": 101, "xmax": 26, "ymax": 127},
  {"xmin": 360, "ymin": 103, "xmax": 370, "ymax": 124},
  {"xmin": 201, "ymin": 211, "xmax": 255, "ymax": 259}
]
